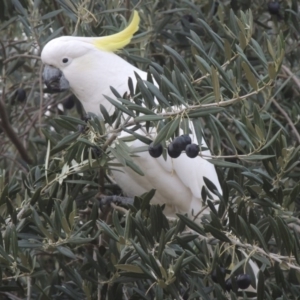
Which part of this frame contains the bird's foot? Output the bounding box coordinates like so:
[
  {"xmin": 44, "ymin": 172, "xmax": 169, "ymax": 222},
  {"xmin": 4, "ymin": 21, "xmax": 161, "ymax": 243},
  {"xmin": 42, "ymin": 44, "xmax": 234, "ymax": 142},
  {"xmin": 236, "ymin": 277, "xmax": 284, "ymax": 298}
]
[{"xmin": 97, "ymin": 194, "xmax": 134, "ymax": 213}]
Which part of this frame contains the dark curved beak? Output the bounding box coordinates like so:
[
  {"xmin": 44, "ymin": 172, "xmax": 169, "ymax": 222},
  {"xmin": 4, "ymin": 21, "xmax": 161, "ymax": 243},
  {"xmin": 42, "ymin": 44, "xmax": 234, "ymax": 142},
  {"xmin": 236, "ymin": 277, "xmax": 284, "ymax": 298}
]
[{"xmin": 43, "ymin": 65, "xmax": 70, "ymax": 93}]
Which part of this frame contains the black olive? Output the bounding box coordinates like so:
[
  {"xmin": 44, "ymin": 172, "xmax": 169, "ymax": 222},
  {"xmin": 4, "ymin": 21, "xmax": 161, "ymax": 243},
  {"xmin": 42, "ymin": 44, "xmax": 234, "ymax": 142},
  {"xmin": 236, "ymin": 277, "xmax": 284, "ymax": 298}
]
[
  {"xmin": 91, "ymin": 147, "xmax": 102, "ymax": 159},
  {"xmin": 236, "ymin": 274, "xmax": 251, "ymax": 289},
  {"xmin": 172, "ymin": 136, "xmax": 186, "ymax": 152},
  {"xmin": 225, "ymin": 278, "xmax": 232, "ymax": 291},
  {"xmin": 148, "ymin": 142, "xmax": 163, "ymax": 158},
  {"xmin": 181, "ymin": 134, "xmax": 192, "ymax": 146},
  {"xmin": 83, "ymin": 116, "xmax": 91, "ymax": 122},
  {"xmin": 211, "ymin": 267, "xmax": 226, "ymax": 283},
  {"xmin": 15, "ymin": 88, "xmax": 27, "ymax": 103},
  {"xmin": 77, "ymin": 124, "xmax": 86, "ymax": 133},
  {"xmin": 181, "ymin": 14, "xmax": 194, "ymax": 23},
  {"xmin": 268, "ymin": 1, "xmax": 280, "ymax": 15},
  {"xmin": 213, "ymin": 1, "xmax": 219, "ymax": 15},
  {"xmin": 168, "ymin": 143, "xmax": 181, "ymax": 158},
  {"xmin": 185, "ymin": 143, "xmax": 200, "ymax": 158},
  {"xmin": 63, "ymin": 95, "xmax": 75, "ymax": 110}
]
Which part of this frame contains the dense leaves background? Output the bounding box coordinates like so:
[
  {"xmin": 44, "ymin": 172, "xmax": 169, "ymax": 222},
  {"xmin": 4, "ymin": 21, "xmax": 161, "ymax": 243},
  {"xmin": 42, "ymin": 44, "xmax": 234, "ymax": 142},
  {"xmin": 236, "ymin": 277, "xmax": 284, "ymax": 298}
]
[{"xmin": 1, "ymin": 0, "xmax": 300, "ymax": 299}]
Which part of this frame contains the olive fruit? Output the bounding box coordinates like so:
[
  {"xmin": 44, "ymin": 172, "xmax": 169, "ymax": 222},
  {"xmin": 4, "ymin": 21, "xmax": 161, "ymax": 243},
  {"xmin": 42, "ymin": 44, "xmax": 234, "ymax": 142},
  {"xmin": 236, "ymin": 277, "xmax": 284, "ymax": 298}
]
[
  {"xmin": 225, "ymin": 278, "xmax": 232, "ymax": 291},
  {"xmin": 77, "ymin": 124, "xmax": 86, "ymax": 133},
  {"xmin": 213, "ymin": 1, "xmax": 219, "ymax": 15},
  {"xmin": 14, "ymin": 88, "xmax": 27, "ymax": 104},
  {"xmin": 168, "ymin": 143, "xmax": 181, "ymax": 158},
  {"xmin": 236, "ymin": 274, "xmax": 251, "ymax": 289},
  {"xmin": 172, "ymin": 135, "xmax": 192, "ymax": 151},
  {"xmin": 91, "ymin": 147, "xmax": 102, "ymax": 159},
  {"xmin": 181, "ymin": 134, "xmax": 192, "ymax": 146},
  {"xmin": 181, "ymin": 14, "xmax": 194, "ymax": 23},
  {"xmin": 185, "ymin": 143, "xmax": 200, "ymax": 158},
  {"xmin": 148, "ymin": 142, "xmax": 163, "ymax": 158},
  {"xmin": 211, "ymin": 267, "xmax": 226, "ymax": 283},
  {"xmin": 172, "ymin": 136, "xmax": 186, "ymax": 152},
  {"xmin": 268, "ymin": 1, "xmax": 280, "ymax": 15},
  {"xmin": 63, "ymin": 95, "xmax": 75, "ymax": 110}
]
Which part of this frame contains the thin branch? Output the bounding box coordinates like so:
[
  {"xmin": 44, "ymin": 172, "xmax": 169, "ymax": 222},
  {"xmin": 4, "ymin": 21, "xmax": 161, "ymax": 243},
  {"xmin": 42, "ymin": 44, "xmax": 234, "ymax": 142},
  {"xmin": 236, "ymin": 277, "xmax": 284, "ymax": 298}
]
[
  {"xmin": 52, "ymin": 0, "xmax": 69, "ymax": 35},
  {"xmin": 281, "ymin": 65, "xmax": 300, "ymax": 90},
  {"xmin": 192, "ymin": 53, "xmax": 239, "ymax": 84},
  {"xmin": 0, "ymin": 40, "xmax": 33, "ymax": 164},
  {"xmin": 186, "ymin": 230, "xmax": 300, "ymax": 271},
  {"xmin": 125, "ymin": 0, "xmax": 131, "ymax": 20},
  {"xmin": 38, "ymin": 64, "xmax": 44, "ymax": 136},
  {"xmin": 271, "ymin": 97, "xmax": 300, "ymax": 144},
  {"xmin": 0, "ymin": 99, "xmax": 32, "ymax": 164},
  {"xmin": 156, "ymin": 84, "xmax": 269, "ymax": 117},
  {"xmin": 3, "ymin": 54, "xmax": 40, "ymax": 64}
]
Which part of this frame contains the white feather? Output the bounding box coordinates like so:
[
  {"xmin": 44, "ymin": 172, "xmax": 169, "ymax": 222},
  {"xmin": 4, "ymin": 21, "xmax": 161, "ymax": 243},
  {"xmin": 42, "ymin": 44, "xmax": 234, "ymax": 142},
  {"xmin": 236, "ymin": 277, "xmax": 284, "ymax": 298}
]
[
  {"xmin": 41, "ymin": 33, "xmax": 259, "ymax": 286},
  {"xmin": 41, "ymin": 37, "xmax": 222, "ymax": 218}
]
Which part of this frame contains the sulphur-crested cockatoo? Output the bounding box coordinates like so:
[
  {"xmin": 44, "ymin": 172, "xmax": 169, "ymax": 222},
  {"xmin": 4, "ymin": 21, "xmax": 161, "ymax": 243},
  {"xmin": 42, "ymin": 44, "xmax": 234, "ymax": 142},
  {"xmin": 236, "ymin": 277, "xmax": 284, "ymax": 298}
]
[{"xmin": 41, "ymin": 11, "xmax": 222, "ymax": 218}]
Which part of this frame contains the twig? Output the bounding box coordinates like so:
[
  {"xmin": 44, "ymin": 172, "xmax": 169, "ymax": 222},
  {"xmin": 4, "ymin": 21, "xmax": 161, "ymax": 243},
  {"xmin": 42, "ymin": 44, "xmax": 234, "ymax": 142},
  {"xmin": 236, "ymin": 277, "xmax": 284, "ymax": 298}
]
[
  {"xmin": 52, "ymin": 0, "xmax": 69, "ymax": 35},
  {"xmin": 0, "ymin": 86, "xmax": 32, "ymax": 165},
  {"xmin": 110, "ymin": 202, "xmax": 129, "ymax": 214},
  {"xmin": 193, "ymin": 53, "xmax": 239, "ymax": 84},
  {"xmin": 38, "ymin": 64, "xmax": 44, "ymax": 136},
  {"xmin": 0, "ymin": 40, "xmax": 32, "ymax": 164},
  {"xmin": 281, "ymin": 65, "xmax": 300, "ymax": 90},
  {"xmin": 156, "ymin": 84, "xmax": 269, "ymax": 117},
  {"xmin": 271, "ymin": 97, "xmax": 300, "ymax": 144},
  {"xmin": 185, "ymin": 230, "xmax": 300, "ymax": 271},
  {"xmin": 125, "ymin": 0, "xmax": 131, "ymax": 20},
  {"xmin": 27, "ymin": 276, "xmax": 32, "ymax": 300},
  {"xmin": 3, "ymin": 54, "xmax": 40, "ymax": 64},
  {"xmin": 98, "ymin": 167, "xmax": 105, "ymax": 194},
  {"xmin": 98, "ymin": 195, "xmax": 134, "ymax": 207}
]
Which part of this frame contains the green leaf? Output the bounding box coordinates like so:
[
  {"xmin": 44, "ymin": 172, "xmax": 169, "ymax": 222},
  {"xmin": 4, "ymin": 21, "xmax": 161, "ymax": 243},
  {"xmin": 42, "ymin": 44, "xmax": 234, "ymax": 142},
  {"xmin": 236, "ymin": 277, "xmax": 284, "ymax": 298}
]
[
  {"xmin": 187, "ymin": 107, "xmax": 224, "ymax": 118},
  {"xmin": 136, "ymin": 78, "xmax": 156, "ymax": 108},
  {"xmin": 41, "ymin": 9, "xmax": 64, "ymax": 20},
  {"xmin": 65, "ymin": 180, "xmax": 99, "ymax": 186},
  {"xmin": 173, "ymin": 251, "xmax": 185, "ymax": 275},
  {"xmin": 242, "ymin": 61, "xmax": 258, "ymax": 90},
  {"xmin": 211, "ymin": 66, "xmax": 220, "ymax": 103},
  {"xmin": 257, "ymin": 270, "xmax": 265, "ymax": 300},
  {"xmin": 30, "ymin": 187, "xmax": 42, "ymax": 205},
  {"xmin": 233, "ymin": 119, "xmax": 255, "ymax": 149},
  {"xmin": 115, "ymin": 264, "xmax": 143, "ymax": 273},
  {"xmin": 176, "ymin": 214, "xmax": 205, "ymax": 234},
  {"xmin": 250, "ymin": 224, "xmax": 269, "ymax": 253},
  {"xmin": 97, "ymin": 220, "xmax": 119, "ymax": 242},
  {"xmin": 100, "ymin": 104, "xmax": 112, "ymax": 125},
  {"xmin": 127, "ymin": 103, "xmax": 156, "ymax": 115},
  {"xmin": 144, "ymin": 81, "xmax": 170, "ymax": 107},
  {"xmin": 208, "ymin": 159, "xmax": 246, "ymax": 169},
  {"xmin": 205, "ymin": 224, "xmax": 231, "ymax": 243},
  {"xmin": 126, "ymin": 160, "xmax": 144, "ymax": 176},
  {"xmin": 134, "ymin": 114, "xmax": 164, "ymax": 122},
  {"xmin": 268, "ymin": 62, "xmax": 277, "ymax": 80},
  {"xmin": 104, "ymin": 95, "xmax": 135, "ymax": 117},
  {"xmin": 51, "ymin": 132, "xmax": 81, "ymax": 154},
  {"xmin": 131, "ymin": 240, "xmax": 151, "ymax": 265},
  {"xmin": 57, "ymin": 246, "xmax": 76, "ymax": 259},
  {"xmin": 12, "ymin": 0, "xmax": 28, "ymax": 16},
  {"xmin": 164, "ymin": 45, "xmax": 191, "ymax": 76},
  {"xmin": 53, "ymin": 118, "xmax": 77, "ymax": 131},
  {"xmin": 154, "ymin": 119, "xmax": 177, "ymax": 145}
]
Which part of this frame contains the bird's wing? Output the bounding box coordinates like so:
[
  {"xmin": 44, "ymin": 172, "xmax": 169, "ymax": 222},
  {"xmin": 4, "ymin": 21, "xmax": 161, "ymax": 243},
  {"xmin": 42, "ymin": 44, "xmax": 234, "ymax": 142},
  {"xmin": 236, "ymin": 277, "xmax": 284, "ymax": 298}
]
[{"xmin": 113, "ymin": 121, "xmax": 221, "ymax": 216}]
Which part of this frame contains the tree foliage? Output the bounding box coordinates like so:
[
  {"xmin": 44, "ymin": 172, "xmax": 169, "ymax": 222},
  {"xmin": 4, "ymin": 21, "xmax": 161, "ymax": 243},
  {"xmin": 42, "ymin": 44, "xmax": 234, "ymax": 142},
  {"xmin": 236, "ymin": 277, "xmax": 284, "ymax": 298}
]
[{"xmin": 1, "ymin": 0, "xmax": 300, "ymax": 299}]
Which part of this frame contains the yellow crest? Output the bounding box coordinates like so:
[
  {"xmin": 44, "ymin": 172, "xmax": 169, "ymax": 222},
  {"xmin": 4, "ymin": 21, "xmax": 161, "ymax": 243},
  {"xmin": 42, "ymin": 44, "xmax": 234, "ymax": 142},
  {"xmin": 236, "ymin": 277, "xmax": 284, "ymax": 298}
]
[{"xmin": 93, "ymin": 11, "xmax": 140, "ymax": 52}]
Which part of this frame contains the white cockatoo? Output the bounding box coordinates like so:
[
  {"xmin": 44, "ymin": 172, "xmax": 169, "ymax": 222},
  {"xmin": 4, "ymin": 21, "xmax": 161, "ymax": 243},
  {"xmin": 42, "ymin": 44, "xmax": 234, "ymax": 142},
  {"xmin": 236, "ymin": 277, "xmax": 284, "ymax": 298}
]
[
  {"xmin": 41, "ymin": 11, "xmax": 222, "ymax": 218},
  {"xmin": 41, "ymin": 12, "xmax": 260, "ymax": 290}
]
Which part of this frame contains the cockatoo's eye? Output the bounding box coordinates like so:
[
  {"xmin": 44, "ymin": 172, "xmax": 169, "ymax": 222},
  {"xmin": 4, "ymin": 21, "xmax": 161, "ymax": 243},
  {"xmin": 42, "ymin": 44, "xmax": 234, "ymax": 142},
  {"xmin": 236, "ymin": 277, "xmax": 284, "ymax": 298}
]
[{"xmin": 62, "ymin": 58, "xmax": 69, "ymax": 63}]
